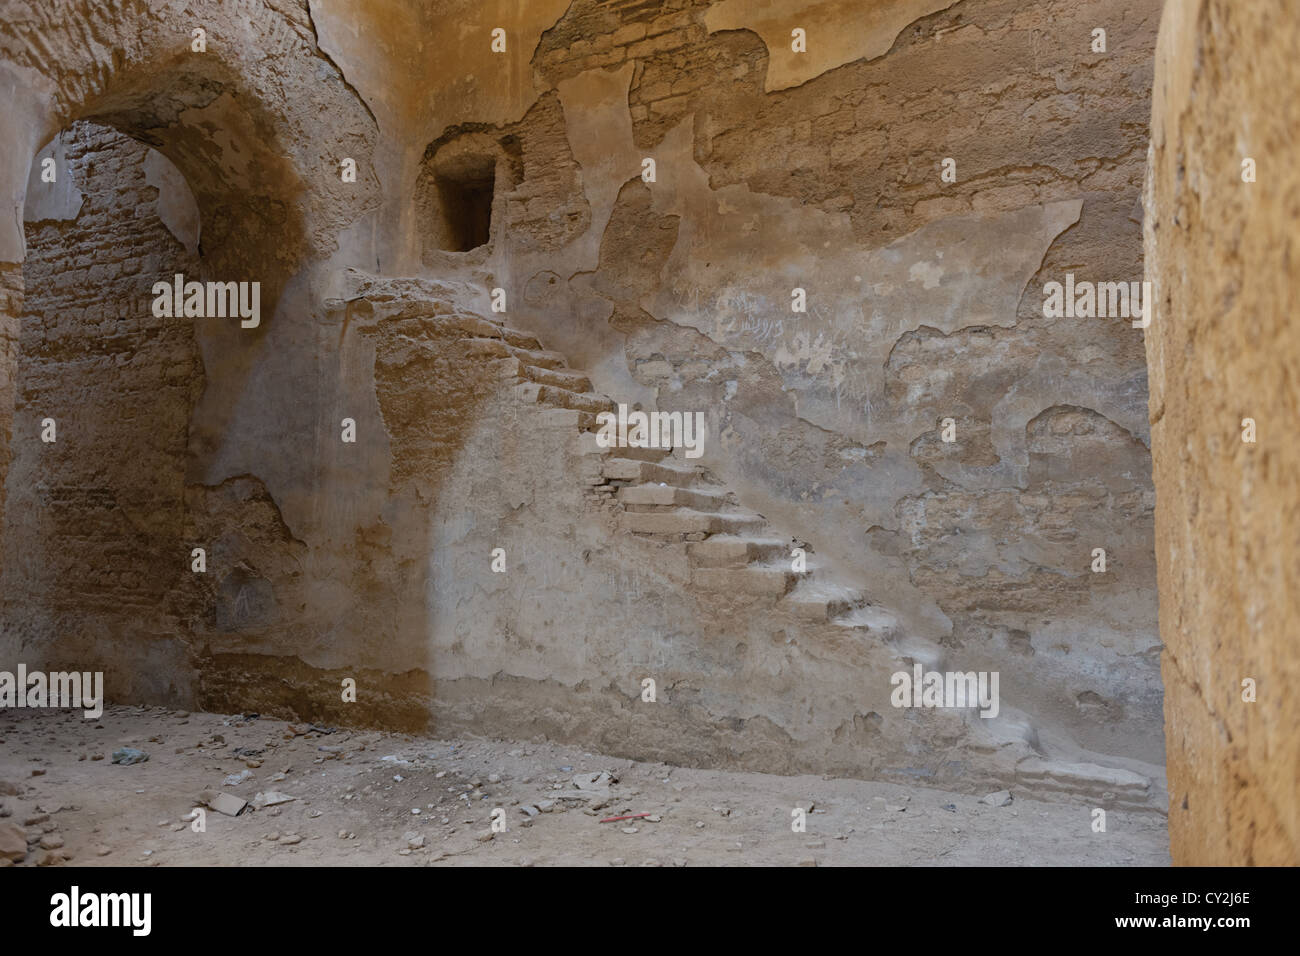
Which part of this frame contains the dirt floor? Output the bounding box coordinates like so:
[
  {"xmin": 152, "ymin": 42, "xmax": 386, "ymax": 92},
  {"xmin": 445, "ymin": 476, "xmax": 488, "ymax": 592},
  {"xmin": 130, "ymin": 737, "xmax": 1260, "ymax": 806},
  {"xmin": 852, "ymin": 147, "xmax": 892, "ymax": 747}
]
[{"xmin": 0, "ymin": 705, "xmax": 1170, "ymax": 866}]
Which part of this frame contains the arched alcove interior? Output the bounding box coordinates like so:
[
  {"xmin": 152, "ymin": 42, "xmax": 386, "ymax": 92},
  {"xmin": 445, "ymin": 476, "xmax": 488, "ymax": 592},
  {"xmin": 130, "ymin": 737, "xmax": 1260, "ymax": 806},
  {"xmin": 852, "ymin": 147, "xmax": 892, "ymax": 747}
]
[
  {"xmin": 0, "ymin": 57, "xmax": 312, "ymax": 706},
  {"xmin": 415, "ymin": 129, "xmax": 523, "ymax": 261},
  {"xmin": 4, "ymin": 119, "xmax": 204, "ymax": 704}
]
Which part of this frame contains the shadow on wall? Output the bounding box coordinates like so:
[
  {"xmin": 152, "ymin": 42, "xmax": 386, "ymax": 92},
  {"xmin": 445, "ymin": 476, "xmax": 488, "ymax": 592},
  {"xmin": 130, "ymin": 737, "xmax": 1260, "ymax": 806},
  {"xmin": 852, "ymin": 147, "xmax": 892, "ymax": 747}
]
[
  {"xmin": 0, "ymin": 62, "xmax": 318, "ymax": 709},
  {"xmin": 4, "ymin": 121, "xmax": 206, "ymax": 705}
]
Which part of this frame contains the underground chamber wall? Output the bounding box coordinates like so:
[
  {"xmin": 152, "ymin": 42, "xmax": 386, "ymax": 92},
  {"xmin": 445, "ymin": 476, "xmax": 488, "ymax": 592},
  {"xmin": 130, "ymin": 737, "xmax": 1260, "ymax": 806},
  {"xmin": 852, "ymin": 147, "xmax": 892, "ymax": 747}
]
[{"xmin": 1, "ymin": 121, "xmax": 204, "ymax": 703}]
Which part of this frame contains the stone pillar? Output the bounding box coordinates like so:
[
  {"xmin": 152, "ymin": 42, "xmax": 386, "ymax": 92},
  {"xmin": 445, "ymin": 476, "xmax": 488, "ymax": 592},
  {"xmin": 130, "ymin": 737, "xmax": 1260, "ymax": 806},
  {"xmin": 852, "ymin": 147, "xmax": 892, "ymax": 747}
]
[
  {"xmin": 0, "ymin": 262, "xmax": 19, "ymax": 556},
  {"xmin": 1145, "ymin": 0, "xmax": 1300, "ymax": 864}
]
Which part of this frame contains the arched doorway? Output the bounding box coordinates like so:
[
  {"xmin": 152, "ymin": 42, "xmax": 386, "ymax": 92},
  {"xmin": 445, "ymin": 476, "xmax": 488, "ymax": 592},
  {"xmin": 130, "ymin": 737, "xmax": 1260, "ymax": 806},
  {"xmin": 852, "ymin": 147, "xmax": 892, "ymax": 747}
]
[
  {"xmin": 0, "ymin": 17, "xmax": 378, "ymax": 709},
  {"xmin": 5, "ymin": 119, "xmax": 204, "ymax": 702}
]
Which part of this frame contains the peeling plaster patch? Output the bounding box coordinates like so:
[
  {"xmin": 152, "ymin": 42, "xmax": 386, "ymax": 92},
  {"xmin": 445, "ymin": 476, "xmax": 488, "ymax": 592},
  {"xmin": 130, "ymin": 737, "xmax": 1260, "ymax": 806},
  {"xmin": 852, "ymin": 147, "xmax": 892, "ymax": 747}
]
[
  {"xmin": 703, "ymin": 0, "xmax": 958, "ymax": 91},
  {"xmin": 641, "ymin": 110, "xmax": 1084, "ymax": 444},
  {"xmin": 555, "ymin": 63, "xmax": 642, "ymax": 265},
  {"xmin": 177, "ymin": 94, "xmax": 261, "ymax": 187},
  {"xmin": 23, "ymin": 134, "xmax": 82, "ymax": 223},
  {"xmin": 908, "ymin": 259, "xmax": 943, "ymax": 289},
  {"xmin": 144, "ymin": 147, "xmax": 200, "ymax": 255}
]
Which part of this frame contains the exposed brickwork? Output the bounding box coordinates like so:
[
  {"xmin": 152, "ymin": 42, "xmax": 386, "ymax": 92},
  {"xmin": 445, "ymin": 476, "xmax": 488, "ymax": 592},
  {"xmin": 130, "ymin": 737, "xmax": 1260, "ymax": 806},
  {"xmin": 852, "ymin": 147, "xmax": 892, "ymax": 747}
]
[{"xmin": 2, "ymin": 122, "xmax": 201, "ymax": 699}]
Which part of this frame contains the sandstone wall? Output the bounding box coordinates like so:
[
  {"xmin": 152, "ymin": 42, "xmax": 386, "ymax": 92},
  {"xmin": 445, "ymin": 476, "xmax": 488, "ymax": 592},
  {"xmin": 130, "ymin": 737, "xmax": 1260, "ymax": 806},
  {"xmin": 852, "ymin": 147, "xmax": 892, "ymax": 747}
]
[
  {"xmin": 1145, "ymin": 0, "xmax": 1300, "ymax": 864},
  {"xmin": 0, "ymin": 0, "xmax": 1169, "ymax": 805},
  {"xmin": 0, "ymin": 0, "xmax": 380, "ymax": 705},
  {"xmin": 3, "ymin": 123, "xmax": 201, "ymax": 702},
  {"xmin": 184, "ymin": 273, "xmax": 1155, "ymax": 805},
  {"xmin": 312, "ymin": 0, "xmax": 1165, "ymax": 767}
]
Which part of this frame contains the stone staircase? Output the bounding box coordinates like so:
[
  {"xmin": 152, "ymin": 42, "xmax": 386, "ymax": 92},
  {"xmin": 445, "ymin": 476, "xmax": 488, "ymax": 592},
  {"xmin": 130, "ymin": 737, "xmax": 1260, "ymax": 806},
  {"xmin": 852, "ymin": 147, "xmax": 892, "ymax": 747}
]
[
  {"xmin": 501, "ymin": 334, "xmax": 1163, "ymax": 810},
  {"xmin": 340, "ymin": 271, "xmax": 1165, "ymax": 811},
  {"xmin": 601, "ymin": 448, "xmax": 873, "ymax": 622},
  {"xmin": 505, "ymin": 359, "xmax": 882, "ymax": 626}
]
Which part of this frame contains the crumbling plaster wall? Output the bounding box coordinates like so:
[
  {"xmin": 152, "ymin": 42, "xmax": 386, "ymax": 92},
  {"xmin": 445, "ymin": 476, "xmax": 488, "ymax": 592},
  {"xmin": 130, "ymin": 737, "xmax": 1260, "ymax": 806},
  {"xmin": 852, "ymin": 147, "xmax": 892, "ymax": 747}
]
[
  {"xmin": 0, "ymin": 0, "xmax": 1167, "ymax": 798},
  {"xmin": 1145, "ymin": 0, "xmax": 1300, "ymax": 864},
  {"xmin": 0, "ymin": 0, "xmax": 383, "ymax": 703},
  {"xmin": 5, "ymin": 123, "xmax": 202, "ymax": 703},
  {"xmin": 419, "ymin": 386, "xmax": 1013, "ymax": 789},
  {"xmin": 313, "ymin": 0, "xmax": 1165, "ymax": 767}
]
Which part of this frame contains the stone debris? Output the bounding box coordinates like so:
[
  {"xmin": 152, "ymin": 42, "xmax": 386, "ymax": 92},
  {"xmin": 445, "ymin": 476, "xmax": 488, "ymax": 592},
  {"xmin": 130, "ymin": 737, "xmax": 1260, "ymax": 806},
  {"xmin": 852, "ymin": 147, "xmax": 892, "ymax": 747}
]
[
  {"xmin": 0, "ymin": 822, "xmax": 27, "ymax": 861},
  {"xmin": 573, "ymin": 771, "xmax": 614, "ymax": 791},
  {"xmin": 111, "ymin": 747, "xmax": 149, "ymax": 765},
  {"xmin": 252, "ymin": 791, "xmax": 296, "ymax": 808},
  {"xmin": 198, "ymin": 790, "xmax": 248, "ymax": 817},
  {"xmin": 0, "ymin": 706, "xmax": 1173, "ymax": 867},
  {"xmin": 980, "ymin": 791, "xmax": 1013, "ymax": 807}
]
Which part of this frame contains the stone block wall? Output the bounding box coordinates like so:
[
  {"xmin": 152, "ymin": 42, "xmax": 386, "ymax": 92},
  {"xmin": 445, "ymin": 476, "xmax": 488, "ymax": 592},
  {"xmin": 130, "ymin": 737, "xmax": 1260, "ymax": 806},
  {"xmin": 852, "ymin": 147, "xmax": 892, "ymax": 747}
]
[
  {"xmin": 1145, "ymin": 0, "xmax": 1300, "ymax": 864},
  {"xmin": 0, "ymin": 0, "xmax": 1181, "ymax": 809},
  {"xmin": 2, "ymin": 122, "xmax": 201, "ymax": 704}
]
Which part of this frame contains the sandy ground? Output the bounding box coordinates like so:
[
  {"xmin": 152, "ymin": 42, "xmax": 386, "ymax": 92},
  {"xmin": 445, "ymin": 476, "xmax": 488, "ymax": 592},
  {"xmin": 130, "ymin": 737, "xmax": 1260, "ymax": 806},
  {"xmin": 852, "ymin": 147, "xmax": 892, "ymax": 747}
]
[{"xmin": 0, "ymin": 705, "xmax": 1170, "ymax": 866}]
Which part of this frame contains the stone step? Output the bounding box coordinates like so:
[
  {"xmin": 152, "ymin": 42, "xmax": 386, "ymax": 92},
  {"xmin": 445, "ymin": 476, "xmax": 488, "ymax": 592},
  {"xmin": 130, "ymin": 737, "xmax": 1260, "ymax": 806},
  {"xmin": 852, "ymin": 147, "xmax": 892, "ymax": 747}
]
[
  {"xmin": 542, "ymin": 386, "xmax": 613, "ymax": 415},
  {"xmin": 524, "ymin": 364, "xmax": 592, "ymax": 393},
  {"xmin": 467, "ymin": 337, "xmax": 513, "ymax": 361},
  {"xmin": 509, "ymin": 347, "xmax": 569, "ymax": 370},
  {"xmin": 618, "ymin": 483, "xmax": 729, "ymax": 511},
  {"xmin": 500, "ymin": 327, "xmax": 543, "ymax": 351},
  {"xmin": 413, "ymin": 300, "xmax": 537, "ymax": 350},
  {"xmin": 515, "ymin": 382, "xmax": 614, "ymax": 414},
  {"xmin": 688, "ymin": 535, "xmax": 790, "ymax": 568},
  {"xmin": 783, "ymin": 578, "xmax": 864, "ymax": 622},
  {"xmin": 485, "ymin": 356, "xmax": 529, "ymax": 381},
  {"xmin": 452, "ymin": 313, "xmax": 505, "ymax": 339},
  {"xmin": 576, "ymin": 411, "xmax": 605, "ymax": 433},
  {"xmin": 601, "ymin": 457, "xmax": 706, "ymax": 486},
  {"xmin": 603, "ymin": 444, "xmax": 671, "ymax": 462},
  {"xmin": 691, "ymin": 564, "xmax": 804, "ymax": 596},
  {"xmin": 620, "ymin": 510, "xmax": 766, "ymax": 536},
  {"xmin": 1015, "ymin": 759, "xmax": 1152, "ymax": 798},
  {"xmin": 832, "ymin": 603, "xmax": 899, "ymax": 637}
]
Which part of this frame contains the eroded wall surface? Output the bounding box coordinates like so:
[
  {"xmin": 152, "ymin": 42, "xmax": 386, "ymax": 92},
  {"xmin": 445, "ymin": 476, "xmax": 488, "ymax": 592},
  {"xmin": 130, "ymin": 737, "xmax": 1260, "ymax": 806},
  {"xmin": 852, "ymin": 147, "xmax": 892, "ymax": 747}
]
[
  {"xmin": 535, "ymin": 0, "xmax": 1163, "ymax": 767},
  {"xmin": 0, "ymin": 0, "xmax": 380, "ymax": 705},
  {"xmin": 5, "ymin": 123, "xmax": 201, "ymax": 703},
  {"xmin": 0, "ymin": 0, "xmax": 1168, "ymax": 803},
  {"xmin": 327, "ymin": 0, "xmax": 1168, "ymax": 769},
  {"xmin": 1145, "ymin": 0, "xmax": 1300, "ymax": 864}
]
